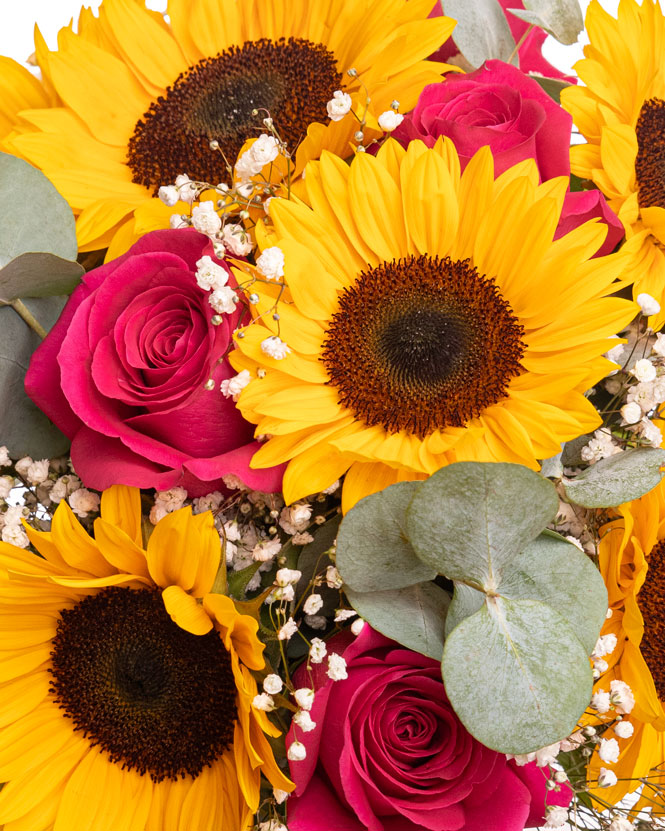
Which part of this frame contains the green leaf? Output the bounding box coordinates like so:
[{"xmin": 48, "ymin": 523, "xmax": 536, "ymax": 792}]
[
  {"xmin": 442, "ymin": 597, "xmax": 592, "ymax": 753},
  {"xmin": 508, "ymin": 0, "xmax": 584, "ymax": 45},
  {"xmin": 0, "ymin": 252, "xmax": 83, "ymax": 304},
  {"xmin": 227, "ymin": 562, "xmax": 262, "ymax": 599},
  {"xmin": 499, "ymin": 531, "xmax": 607, "ymax": 654},
  {"xmin": 406, "ymin": 462, "xmax": 558, "ymax": 588},
  {"xmin": 445, "ymin": 581, "xmax": 484, "ymax": 637},
  {"xmin": 346, "ymin": 582, "xmax": 450, "ymax": 661},
  {"xmin": 337, "ymin": 482, "xmax": 436, "ymax": 592},
  {"xmin": 562, "ymin": 447, "xmax": 665, "ymax": 508},
  {"xmin": 442, "ymin": 0, "xmax": 518, "ymax": 68},
  {"xmin": 529, "ymin": 75, "xmax": 571, "ymax": 104},
  {"xmin": 540, "ymin": 451, "xmax": 563, "ymax": 479},
  {"xmin": 296, "ymin": 514, "xmax": 341, "ymax": 593},
  {"xmin": 0, "ymin": 153, "xmax": 77, "ymax": 268},
  {"xmin": 0, "ymin": 297, "xmax": 70, "ymax": 459}
]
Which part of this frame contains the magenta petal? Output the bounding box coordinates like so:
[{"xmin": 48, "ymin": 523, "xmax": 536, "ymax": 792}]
[
  {"xmin": 462, "ymin": 765, "xmax": 531, "ymax": 831},
  {"xmin": 557, "ymin": 189, "xmax": 625, "ymax": 256},
  {"xmin": 288, "ymin": 775, "xmax": 366, "ymax": 831},
  {"xmin": 512, "ymin": 762, "xmax": 573, "ymax": 827}
]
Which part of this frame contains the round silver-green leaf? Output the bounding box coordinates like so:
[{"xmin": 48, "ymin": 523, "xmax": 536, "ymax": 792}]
[
  {"xmin": 442, "ymin": 597, "xmax": 592, "ymax": 754},
  {"xmin": 442, "ymin": 0, "xmax": 517, "ymax": 68},
  {"xmin": 0, "ymin": 252, "xmax": 83, "ymax": 304},
  {"xmin": 337, "ymin": 481, "xmax": 437, "ymax": 592},
  {"xmin": 445, "ymin": 582, "xmax": 484, "ymax": 637},
  {"xmin": 562, "ymin": 447, "xmax": 665, "ymax": 508}
]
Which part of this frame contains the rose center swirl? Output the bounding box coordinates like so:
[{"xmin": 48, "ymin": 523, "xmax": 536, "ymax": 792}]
[
  {"xmin": 635, "ymin": 97, "xmax": 665, "ymax": 211},
  {"xmin": 127, "ymin": 37, "xmax": 343, "ymax": 193},
  {"xmin": 321, "ymin": 255, "xmax": 525, "ymax": 437},
  {"xmin": 637, "ymin": 539, "xmax": 665, "ymax": 701},
  {"xmin": 49, "ymin": 587, "xmax": 237, "ymax": 782}
]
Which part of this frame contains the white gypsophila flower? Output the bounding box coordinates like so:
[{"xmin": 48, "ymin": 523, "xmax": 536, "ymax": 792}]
[
  {"xmin": 261, "ymin": 335, "xmax": 291, "ymax": 360},
  {"xmin": 544, "ymin": 805, "xmax": 568, "ymax": 828},
  {"xmin": 605, "ymin": 377, "xmax": 623, "ymax": 395},
  {"xmin": 287, "ymin": 740, "xmax": 307, "ymax": 761},
  {"xmin": 594, "ymin": 658, "xmax": 609, "ymax": 674},
  {"xmin": 155, "ymin": 486, "xmax": 188, "ymax": 512},
  {"xmin": 305, "ymin": 614, "xmax": 327, "ymax": 629},
  {"xmin": 620, "ymin": 401, "xmax": 643, "ymax": 424},
  {"xmin": 158, "ymin": 185, "xmax": 179, "ymax": 207},
  {"xmin": 253, "ymin": 538, "xmax": 282, "ymax": 563},
  {"xmin": 1, "ymin": 524, "xmax": 29, "ymax": 548},
  {"xmin": 614, "ymin": 720, "xmax": 634, "ymax": 739},
  {"xmin": 323, "ymin": 479, "xmax": 340, "ymax": 494},
  {"xmin": 293, "ymin": 531, "xmax": 314, "ymax": 545},
  {"xmin": 633, "ymin": 358, "xmax": 657, "ymax": 383},
  {"xmin": 278, "ymin": 617, "xmax": 298, "ymax": 641},
  {"xmin": 626, "ymin": 381, "xmax": 658, "ymax": 413},
  {"xmin": 335, "ymin": 609, "xmax": 357, "ymax": 623},
  {"xmin": 637, "ymin": 292, "xmax": 661, "ymax": 316},
  {"xmin": 326, "ymin": 565, "xmax": 343, "ymax": 589},
  {"xmin": 351, "ymin": 618, "xmax": 365, "ymax": 636},
  {"xmin": 209, "ymin": 286, "xmax": 238, "ymax": 315},
  {"xmin": 505, "ymin": 751, "xmax": 536, "ymax": 766},
  {"xmin": 0, "ymin": 446, "xmax": 10, "ymax": 467},
  {"xmin": 607, "ymin": 608, "xmax": 614, "ymax": 619},
  {"xmin": 169, "ymin": 214, "xmax": 190, "ymax": 229},
  {"xmin": 282, "ymin": 502, "xmax": 312, "ymax": 532},
  {"xmin": 293, "ymin": 709, "xmax": 316, "ymax": 733},
  {"xmin": 294, "ymin": 688, "xmax": 315, "ymax": 711},
  {"xmin": 559, "ymin": 730, "xmax": 584, "ymax": 753},
  {"xmin": 580, "ymin": 428, "xmax": 622, "ymax": 463},
  {"xmin": 14, "ymin": 456, "xmax": 33, "ymax": 478},
  {"xmin": 303, "ymin": 594, "xmax": 324, "ymax": 616},
  {"xmin": 252, "ymin": 693, "xmax": 276, "ymax": 712},
  {"xmin": 653, "ymin": 333, "xmax": 665, "ymax": 357},
  {"xmin": 224, "ymin": 540, "xmax": 237, "ymax": 566},
  {"xmin": 259, "ymin": 821, "xmax": 288, "ymax": 831},
  {"xmin": 598, "ymin": 767, "xmax": 618, "ymax": 788},
  {"xmin": 191, "ymin": 201, "xmax": 222, "ymax": 236},
  {"xmin": 25, "ymin": 459, "xmax": 49, "ymax": 485},
  {"xmin": 263, "ymin": 674, "xmax": 284, "ymax": 695},
  {"xmin": 222, "ymin": 223, "xmax": 254, "ymax": 256},
  {"xmin": 0, "ymin": 476, "xmax": 13, "ymax": 501},
  {"xmin": 223, "ymin": 519, "xmax": 241, "ymax": 542},
  {"xmin": 593, "ymin": 634, "xmax": 618, "ymax": 658},
  {"xmin": 275, "ymin": 568, "xmax": 301, "ymax": 586},
  {"xmin": 273, "ymin": 788, "xmax": 289, "ymax": 804},
  {"xmin": 150, "ymin": 503, "xmax": 169, "ymax": 524},
  {"xmin": 256, "ymin": 246, "xmax": 285, "ymax": 280},
  {"xmin": 609, "ymin": 818, "xmax": 634, "ymax": 831},
  {"xmin": 250, "ymin": 134, "xmax": 280, "ymax": 167},
  {"xmin": 654, "ymin": 379, "xmax": 665, "ymax": 403},
  {"xmin": 4, "ymin": 506, "xmax": 25, "ymax": 526},
  {"xmin": 192, "ymin": 491, "xmax": 223, "ymax": 514},
  {"xmin": 68, "ymin": 488, "xmax": 100, "ymax": 518},
  {"xmin": 222, "ymin": 473, "xmax": 247, "ymax": 490},
  {"xmin": 327, "ymin": 653, "xmax": 348, "ymax": 681},
  {"xmin": 175, "ymin": 173, "xmax": 198, "ymax": 204},
  {"xmin": 309, "ymin": 637, "xmax": 327, "ymax": 664},
  {"xmin": 234, "ymin": 148, "xmax": 263, "ymax": 181},
  {"xmin": 220, "ymin": 369, "xmax": 252, "ymax": 401},
  {"xmin": 564, "ymin": 534, "xmax": 584, "ymax": 551},
  {"xmin": 378, "ymin": 110, "xmax": 404, "ymax": 132},
  {"xmin": 604, "ymin": 338, "xmax": 625, "ymax": 366},
  {"xmin": 638, "ymin": 417, "xmax": 663, "ymax": 447},
  {"xmin": 610, "ymin": 680, "xmax": 635, "ymax": 714},
  {"xmin": 326, "ymin": 90, "xmax": 352, "ymax": 121},
  {"xmin": 195, "ymin": 255, "xmax": 228, "ymax": 291},
  {"xmin": 590, "ymin": 690, "xmax": 611, "ymax": 713},
  {"xmin": 598, "ymin": 737, "xmax": 620, "ymax": 764}
]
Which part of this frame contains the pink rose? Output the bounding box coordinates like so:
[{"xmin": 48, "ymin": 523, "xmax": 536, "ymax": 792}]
[
  {"xmin": 393, "ymin": 60, "xmax": 572, "ymax": 180},
  {"xmin": 429, "ymin": 1, "xmax": 576, "ymax": 84},
  {"xmin": 557, "ymin": 189, "xmax": 625, "ymax": 257},
  {"xmin": 286, "ymin": 627, "xmax": 571, "ymax": 831},
  {"xmin": 25, "ymin": 229, "xmax": 284, "ymax": 495}
]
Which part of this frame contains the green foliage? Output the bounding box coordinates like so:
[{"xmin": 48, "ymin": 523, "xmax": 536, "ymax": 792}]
[
  {"xmin": 441, "ymin": 0, "xmax": 517, "ymax": 68},
  {"xmin": 562, "ymin": 447, "xmax": 665, "ymax": 507},
  {"xmin": 529, "ymin": 75, "xmax": 571, "ymax": 104},
  {"xmin": 508, "ymin": 0, "xmax": 584, "ymax": 45}
]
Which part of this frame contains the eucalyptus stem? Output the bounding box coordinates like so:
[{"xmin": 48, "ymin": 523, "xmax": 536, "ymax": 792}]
[
  {"xmin": 10, "ymin": 299, "xmax": 48, "ymax": 339},
  {"xmin": 506, "ymin": 22, "xmax": 534, "ymax": 66}
]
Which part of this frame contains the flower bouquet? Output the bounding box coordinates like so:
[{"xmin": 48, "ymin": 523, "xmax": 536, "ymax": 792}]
[{"xmin": 1, "ymin": 0, "xmax": 665, "ymax": 829}]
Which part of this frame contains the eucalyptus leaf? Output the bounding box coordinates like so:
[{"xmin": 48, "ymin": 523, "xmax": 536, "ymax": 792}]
[
  {"xmin": 0, "ymin": 297, "xmax": 70, "ymax": 459},
  {"xmin": 529, "ymin": 75, "xmax": 571, "ymax": 104},
  {"xmin": 0, "ymin": 252, "xmax": 83, "ymax": 304},
  {"xmin": 442, "ymin": 597, "xmax": 592, "ymax": 753},
  {"xmin": 508, "ymin": 0, "xmax": 584, "ymax": 45},
  {"xmin": 346, "ymin": 582, "xmax": 450, "ymax": 661},
  {"xmin": 445, "ymin": 581, "xmax": 484, "ymax": 637},
  {"xmin": 442, "ymin": 0, "xmax": 517, "ymax": 68},
  {"xmin": 0, "ymin": 153, "xmax": 77, "ymax": 269},
  {"xmin": 540, "ymin": 451, "xmax": 563, "ymax": 479},
  {"xmin": 336, "ymin": 481, "xmax": 436, "ymax": 592},
  {"xmin": 562, "ymin": 447, "xmax": 665, "ymax": 508},
  {"xmin": 499, "ymin": 531, "xmax": 607, "ymax": 654},
  {"xmin": 406, "ymin": 462, "xmax": 558, "ymax": 588}
]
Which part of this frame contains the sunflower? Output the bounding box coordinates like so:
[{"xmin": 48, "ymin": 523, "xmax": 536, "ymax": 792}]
[
  {"xmin": 0, "ymin": 57, "xmax": 52, "ymax": 143},
  {"xmin": 561, "ymin": 0, "xmax": 665, "ymax": 330},
  {"xmin": 0, "ymin": 485, "xmax": 292, "ymax": 831},
  {"xmin": 228, "ymin": 138, "xmax": 636, "ymax": 511},
  {"xmin": 584, "ymin": 477, "xmax": 665, "ymax": 813},
  {"xmin": 2, "ymin": 0, "xmax": 453, "ymax": 258}
]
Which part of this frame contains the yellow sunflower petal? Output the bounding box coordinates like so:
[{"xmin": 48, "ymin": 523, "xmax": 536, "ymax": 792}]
[{"xmin": 162, "ymin": 585, "xmax": 213, "ymax": 635}]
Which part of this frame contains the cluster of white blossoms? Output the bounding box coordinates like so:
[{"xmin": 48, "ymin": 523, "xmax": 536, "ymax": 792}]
[
  {"xmin": 235, "ymin": 133, "xmax": 281, "ymax": 182},
  {"xmin": 195, "ymin": 254, "xmax": 239, "ymax": 316},
  {"xmin": 149, "ymin": 486, "xmax": 188, "ymax": 524}
]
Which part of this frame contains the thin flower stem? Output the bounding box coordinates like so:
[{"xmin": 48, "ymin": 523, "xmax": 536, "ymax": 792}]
[
  {"xmin": 10, "ymin": 299, "xmax": 48, "ymax": 339},
  {"xmin": 506, "ymin": 23, "xmax": 534, "ymax": 66}
]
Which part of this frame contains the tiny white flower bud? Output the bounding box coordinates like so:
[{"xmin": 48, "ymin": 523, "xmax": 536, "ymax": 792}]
[
  {"xmin": 633, "ymin": 358, "xmax": 657, "ymax": 383},
  {"xmin": 327, "ymin": 90, "xmax": 352, "ymax": 121},
  {"xmin": 303, "ymin": 594, "xmax": 323, "ymax": 615},
  {"xmin": 598, "ymin": 767, "xmax": 618, "ymax": 788},
  {"xmin": 614, "ymin": 720, "xmax": 634, "ymax": 739},
  {"xmin": 158, "ymin": 185, "xmax": 179, "ymax": 207},
  {"xmin": 598, "ymin": 737, "xmax": 620, "ymax": 764},
  {"xmin": 256, "ymin": 246, "xmax": 285, "ymax": 280},
  {"xmin": 175, "ymin": 173, "xmax": 197, "ymax": 203},
  {"xmin": 294, "ymin": 688, "xmax": 315, "ymax": 711},
  {"xmin": 327, "ymin": 653, "xmax": 348, "ymax": 681},
  {"xmin": 275, "ymin": 568, "xmax": 301, "ymax": 586},
  {"xmin": 325, "ymin": 565, "xmax": 343, "ymax": 589},
  {"xmin": 593, "ymin": 658, "xmax": 609, "ymax": 674},
  {"xmin": 293, "ymin": 709, "xmax": 316, "ymax": 732},
  {"xmin": 222, "ymin": 223, "xmax": 254, "ymax": 256},
  {"xmin": 309, "ymin": 637, "xmax": 327, "ymax": 664},
  {"xmin": 287, "ymin": 740, "xmax": 307, "ymax": 761},
  {"xmin": 192, "ymin": 200, "xmax": 222, "ymax": 236},
  {"xmin": 278, "ymin": 617, "xmax": 298, "ymax": 641},
  {"xmin": 252, "ymin": 693, "xmax": 276, "ymax": 711},
  {"xmin": 610, "ymin": 680, "xmax": 635, "ymax": 714},
  {"xmin": 335, "ymin": 609, "xmax": 357, "ymax": 622},
  {"xmin": 0, "ymin": 447, "xmax": 10, "ymax": 467},
  {"xmin": 263, "ymin": 674, "xmax": 283, "ymax": 695},
  {"xmin": 590, "ymin": 690, "xmax": 611, "ymax": 713},
  {"xmin": 195, "ymin": 255, "xmax": 228, "ymax": 291},
  {"xmin": 609, "ymin": 817, "xmax": 634, "ymax": 831},
  {"xmin": 249, "ymin": 134, "xmax": 280, "ymax": 166},
  {"xmin": 377, "ymin": 110, "xmax": 404, "ymax": 132},
  {"xmin": 621, "ymin": 401, "xmax": 643, "ymax": 424},
  {"xmin": 261, "ymin": 335, "xmax": 291, "ymax": 360},
  {"xmin": 220, "ymin": 369, "xmax": 252, "ymax": 401},
  {"xmin": 637, "ymin": 292, "xmax": 661, "ymax": 316},
  {"xmin": 544, "ymin": 805, "xmax": 568, "ymax": 828},
  {"xmin": 209, "ymin": 286, "xmax": 238, "ymax": 315},
  {"xmin": 553, "ymin": 770, "xmax": 568, "ymax": 783},
  {"xmin": 593, "ymin": 634, "xmax": 617, "ymax": 658},
  {"xmin": 351, "ymin": 618, "xmax": 365, "ymax": 636}
]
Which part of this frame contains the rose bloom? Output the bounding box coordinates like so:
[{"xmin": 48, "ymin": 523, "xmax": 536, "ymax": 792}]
[
  {"xmin": 286, "ymin": 626, "xmax": 571, "ymax": 831},
  {"xmin": 392, "ymin": 60, "xmax": 623, "ymax": 256},
  {"xmin": 26, "ymin": 229, "xmax": 284, "ymax": 495}
]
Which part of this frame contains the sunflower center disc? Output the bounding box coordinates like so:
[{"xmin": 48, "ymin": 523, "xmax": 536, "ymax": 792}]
[
  {"xmin": 127, "ymin": 37, "xmax": 342, "ymax": 192},
  {"xmin": 321, "ymin": 255, "xmax": 525, "ymax": 437},
  {"xmin": 49, "ymin": 587, "xmax": 237, "ymax": 781},
  {"xmin": 635, "ymin": 97, "xmax": 665, "ymax": 210},
  {"xmin": 637, "ymin": 539, "xmax": 665, "ymax": 701}
]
